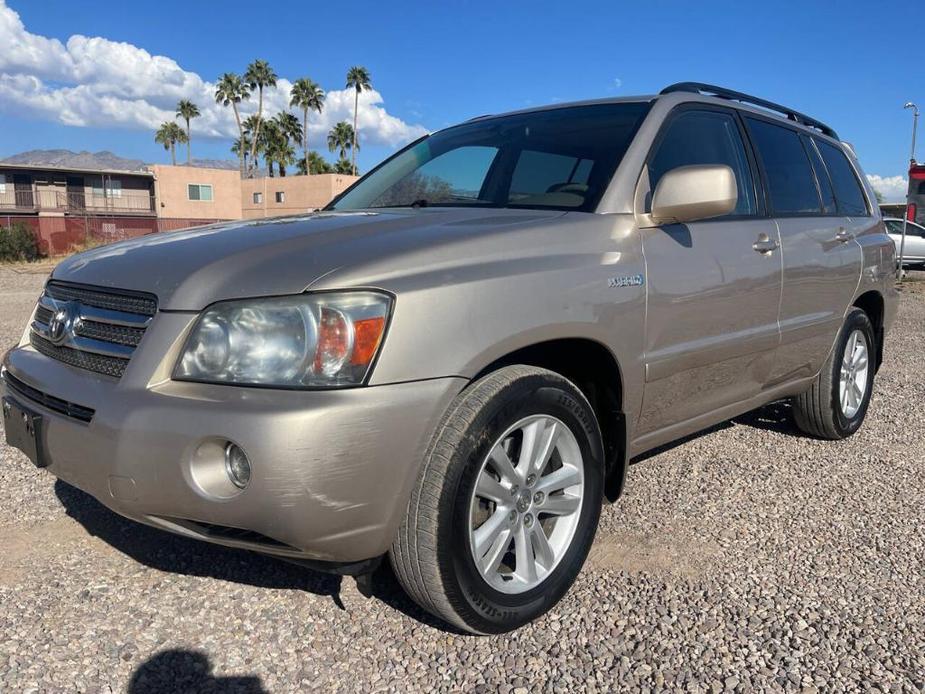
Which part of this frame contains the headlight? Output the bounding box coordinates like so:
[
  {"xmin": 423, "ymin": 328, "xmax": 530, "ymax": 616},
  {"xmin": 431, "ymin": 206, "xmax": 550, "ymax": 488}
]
[{"xmin": 174, "ymin": 291, "xmax": 391, "ymax": 388}]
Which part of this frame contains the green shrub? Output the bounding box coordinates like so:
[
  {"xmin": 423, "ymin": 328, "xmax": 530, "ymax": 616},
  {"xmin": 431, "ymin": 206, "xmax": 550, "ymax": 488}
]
[{"xmin": 0, "ymin": 221, "xmax": 41, "ymax": 262}]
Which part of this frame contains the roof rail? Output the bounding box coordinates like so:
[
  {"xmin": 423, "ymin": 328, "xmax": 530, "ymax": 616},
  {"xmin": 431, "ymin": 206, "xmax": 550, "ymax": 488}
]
[{"xmin": 659, "ymin": 82, "xmax": 839, "ymax": 139}]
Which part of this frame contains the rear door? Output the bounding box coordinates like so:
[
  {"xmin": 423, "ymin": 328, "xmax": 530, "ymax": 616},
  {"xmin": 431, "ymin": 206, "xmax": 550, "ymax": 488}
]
[
  {"xmin": 636, "ymin": 107, "xmax": 782, "ymax": 438},
  {"xmin": 744, "ymin": 117, "xmax": 863, "ymax": 382}
]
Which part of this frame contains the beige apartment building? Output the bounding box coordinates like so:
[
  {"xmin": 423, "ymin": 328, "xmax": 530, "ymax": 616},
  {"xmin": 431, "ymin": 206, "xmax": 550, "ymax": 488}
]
[
  {"xmin": 149, "ymin": 165, "xmax": 243, "ymax": 223},
  {"xmin": 2, "ymin": 162, "xmax": 357, "ymax": 254},
  {"xmin": 240, "ymin": 174, "xmax": 357, "ymax": 219}
]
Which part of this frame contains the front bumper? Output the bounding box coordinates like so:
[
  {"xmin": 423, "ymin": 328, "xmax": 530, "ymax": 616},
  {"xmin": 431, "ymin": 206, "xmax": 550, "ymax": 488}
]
[{"xmin": 2, "ymin": 338, "xmax": 465, "ymax": 564}]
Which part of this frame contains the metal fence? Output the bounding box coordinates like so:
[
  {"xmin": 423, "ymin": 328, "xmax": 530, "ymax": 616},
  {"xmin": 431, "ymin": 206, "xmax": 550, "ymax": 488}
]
[{"xmin": 1, "ymin": 215, "xmax": 225, "ymax": 256}]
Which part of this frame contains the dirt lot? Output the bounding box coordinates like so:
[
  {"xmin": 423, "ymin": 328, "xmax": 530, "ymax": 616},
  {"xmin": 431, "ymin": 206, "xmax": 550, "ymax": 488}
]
[{"xmin": 1, "ymin": 267, "xmax": 923, "ymax": 692}]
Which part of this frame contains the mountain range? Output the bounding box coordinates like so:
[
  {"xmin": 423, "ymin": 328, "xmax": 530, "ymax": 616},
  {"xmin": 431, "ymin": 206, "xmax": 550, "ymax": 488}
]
[{"xmin": 1, "ymin": 149, "xmax": 239, "ymax": 172}]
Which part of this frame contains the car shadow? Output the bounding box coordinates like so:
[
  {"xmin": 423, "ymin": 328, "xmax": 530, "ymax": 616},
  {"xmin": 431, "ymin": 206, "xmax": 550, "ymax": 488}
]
[
  {"xmin": 128, "ymin": 649, "xmax": 265, "ymax": 693},
  {"xmin": 53, "ymin": 481, "xmax": 460, "ymax": 633},
  {"xmin": 630, "ymin": 400, "xmax": 802, "ymax": 465},
  {"xmin": 731, "ymin": 400, "xmax": 804, "ymax": 438}
]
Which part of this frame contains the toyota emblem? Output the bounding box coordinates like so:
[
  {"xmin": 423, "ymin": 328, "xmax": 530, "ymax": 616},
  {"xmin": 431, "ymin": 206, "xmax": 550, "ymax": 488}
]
[{"xmin": 47, "ymin": 302, "xmax": 79, "ymax": 345}]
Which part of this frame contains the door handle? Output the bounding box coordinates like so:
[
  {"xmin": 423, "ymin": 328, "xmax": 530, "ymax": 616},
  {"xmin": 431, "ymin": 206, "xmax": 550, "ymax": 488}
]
[
  {"xmin": 752, "ymin": 236, "xmax": 779, "ymax": 254},
  {"xmin": 835, "ymin": 227, "xmax": 854, "ymax": 243}
]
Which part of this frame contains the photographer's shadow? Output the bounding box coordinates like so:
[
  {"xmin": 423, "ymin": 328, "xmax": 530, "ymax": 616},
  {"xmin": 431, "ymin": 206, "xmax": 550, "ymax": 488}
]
[{"xmin": 128, "ymin": 649, "xmax": 264, "ymax": 694}]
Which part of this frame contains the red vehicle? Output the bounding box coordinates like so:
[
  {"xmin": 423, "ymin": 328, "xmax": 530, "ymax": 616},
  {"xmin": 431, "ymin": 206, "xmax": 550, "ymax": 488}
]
[{"xmin": 908, "ymin": 163, "xmax": 925, "ymax": 224}]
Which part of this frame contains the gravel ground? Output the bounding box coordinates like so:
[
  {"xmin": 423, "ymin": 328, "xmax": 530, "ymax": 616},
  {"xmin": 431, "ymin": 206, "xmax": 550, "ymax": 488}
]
[{"xmin": 1, "ymin": 266, "xmax": 924, "ymax": 693}]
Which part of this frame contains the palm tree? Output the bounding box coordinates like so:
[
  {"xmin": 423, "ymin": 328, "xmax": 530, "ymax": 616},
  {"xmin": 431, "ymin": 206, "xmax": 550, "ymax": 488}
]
[
  {"xmin": 175, "ymin": 99, "xmax": 200, "ymax": 164},
  {"xmin": 327, "ymin": 121, "xmax": 355, "ymax": 162},
  {"xmin": 231, "ymin": 136, "xmax": 252, "ymax": 173},
  {"xmin": 271, "ymin": 139, "xmax": 296, "ymax": 177},
  {"xmin": 298, "ymin": 151, "xmax": 332, "ymax": 175},
  {"xmin": 154, "ymin": 122, "xmax": 187, "ymax": 166},
  {"xmin": 215, "ymin": 73, "xmax": 251, "ymax": 174},
  {"xmin": 253, "ymin": 118, "xmax": 278, "ymax": 176},
  {"xmin": 289, "ymin": 78, "xmax": 325, "ymax": 174},
  {"xmin": 244, "ymin": 59, "xmax": 278, "ymax": 177},
  {"xmin": 345, "ymin": 66, "xmax": 371, "ymax": 176},
  {"xmin": 334, "ymin": 157, "xmax": 354, "ymax": 175},
  {"xmin": 242, "ymin": 114, "xmax": 265, "ymax": 175},
  {"xmin": 274, "ymin": 112, "xmax": 303, "ymax": 152}
]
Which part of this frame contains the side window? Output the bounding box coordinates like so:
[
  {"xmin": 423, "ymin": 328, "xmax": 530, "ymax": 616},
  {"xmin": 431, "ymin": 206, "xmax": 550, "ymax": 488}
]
[
  {"xmin": 802, "ymin": 136, "xmax": 837, "ymax": 215},
  {"xmin": 508, "ymin": 150, "xmax": 592, "ymax": 206},
  {"xmin": 884, "ymin": 220, "xmax": 902, "ymax": 235},
  {"xmin": 815, "ymin": 140, "xmax": 869, "ymax": 216},
  {"xmin": 746, "ymin": 118, "xmax": 821, "ymax": 215},
  {"xmin": 648, "ymin": 110, "xmax": 757, "ymax": 217}
]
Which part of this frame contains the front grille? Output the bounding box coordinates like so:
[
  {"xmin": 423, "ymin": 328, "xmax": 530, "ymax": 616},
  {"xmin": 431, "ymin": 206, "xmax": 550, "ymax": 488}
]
[
  {"xmin": 75, "ymin": 320, "xmax": 145, "ymax": 347},
  {"xmin": 30, "ymin": 281, "xmax": 157, "ymax": 379},
  {"xmin": 30, "ymin": 333, "xmax": 129, "ymax": 378},
  {"xmin": 3, "ymin": 371, "xmax": 95, "ymax": 422},
  {"xmin": 44, "ymin": 281, "xmax": 157, "ymax": 317}
]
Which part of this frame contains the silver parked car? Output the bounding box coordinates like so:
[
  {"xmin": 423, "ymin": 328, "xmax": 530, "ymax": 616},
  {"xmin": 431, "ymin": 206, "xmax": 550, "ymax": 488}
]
[
  {"xmin": 884, "ymin": 217, "xmax": 925, "ymax": 268},
  {"xmin": 1, "ymin": 83, "xmax": 898, "ymax": 633}
]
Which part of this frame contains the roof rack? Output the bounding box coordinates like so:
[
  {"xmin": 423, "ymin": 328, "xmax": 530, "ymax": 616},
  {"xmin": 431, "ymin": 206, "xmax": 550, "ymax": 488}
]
[{"xmin": 659, "ymin": 82, "xmax": 839, "ymax": 139}]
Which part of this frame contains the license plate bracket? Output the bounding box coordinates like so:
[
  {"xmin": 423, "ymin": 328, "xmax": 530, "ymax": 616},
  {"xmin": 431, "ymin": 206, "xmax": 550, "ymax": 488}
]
[{"xmin": 3, "ymin": 397, "xmax": 46, "ymax": 468}]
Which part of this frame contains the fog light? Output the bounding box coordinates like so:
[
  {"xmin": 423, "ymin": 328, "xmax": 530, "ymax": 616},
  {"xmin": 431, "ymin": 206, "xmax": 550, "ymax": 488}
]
[{"xmin": 224, "ymin": 443, "xmax": 251, "ymax": 489}]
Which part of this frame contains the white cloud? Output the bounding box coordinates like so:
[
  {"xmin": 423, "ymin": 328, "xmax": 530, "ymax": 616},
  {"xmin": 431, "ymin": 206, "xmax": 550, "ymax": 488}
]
[
  {"xmin": 0, "ymin": 0, "xmax": 427, "ymax": 149},
  {"xmin": 867, "ymin": 174, "xmax": 908, "ymax": 203}
]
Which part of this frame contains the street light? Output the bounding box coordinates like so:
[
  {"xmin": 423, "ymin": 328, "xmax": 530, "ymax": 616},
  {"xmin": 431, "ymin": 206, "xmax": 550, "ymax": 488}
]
[
  {"xmin": 897, "ymin": 102, "xmax": 919, "ymax": 279},
  {"xmin": 904, "ymin": 102, "xmax": 919, "ymax": 163}
]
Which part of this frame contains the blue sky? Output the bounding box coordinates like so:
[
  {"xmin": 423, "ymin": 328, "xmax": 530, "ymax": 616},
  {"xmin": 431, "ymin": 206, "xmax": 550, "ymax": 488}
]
[{"xmin": 0, "ymin": 0, "xmax": 918, "ymax": 199}]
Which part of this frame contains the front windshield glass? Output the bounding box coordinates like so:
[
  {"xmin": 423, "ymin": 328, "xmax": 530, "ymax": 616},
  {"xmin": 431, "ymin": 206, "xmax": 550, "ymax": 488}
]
[{"xmin": 329, "ymin": 102, "xmax": 651, "ymax": 213}]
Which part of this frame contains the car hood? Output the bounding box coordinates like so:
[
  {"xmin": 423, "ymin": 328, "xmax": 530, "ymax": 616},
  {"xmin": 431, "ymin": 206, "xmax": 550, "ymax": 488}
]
[{"xmin": 51, "ymin": 208, "xmax": 567, "ymax": 310}]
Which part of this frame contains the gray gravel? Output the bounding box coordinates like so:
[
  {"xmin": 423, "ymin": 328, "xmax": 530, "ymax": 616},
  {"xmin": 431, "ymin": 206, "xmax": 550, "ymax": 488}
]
[{"xmin": 1, "ymin": 266, "xmax": 924, "ymax": 692}]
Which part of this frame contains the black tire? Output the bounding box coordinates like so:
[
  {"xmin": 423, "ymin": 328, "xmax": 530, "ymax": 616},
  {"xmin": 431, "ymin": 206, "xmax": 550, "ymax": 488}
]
[
  {"xmin": 792, "ymin": 308, "xmax": 876, "ymax": 440},
  {"xmin": 390, "ymin": 365, "xmax": 604, "ymax": 634}
]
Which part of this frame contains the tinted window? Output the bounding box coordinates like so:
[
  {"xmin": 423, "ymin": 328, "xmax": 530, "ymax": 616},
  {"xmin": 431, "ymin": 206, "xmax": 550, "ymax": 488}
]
[
  {"xmin": 815, "ymin": 140, "xmax": 868, "ymax": 215},
  {"xmin": 884, "ymin": 220, "xmax": 902, "ymax": 234},
  {"xmin": 802, "ymin": 136, "xmax": 837, "ymax": 215},
  {"xmin": 649, "ymin": 110, "xmax": 756, "ymax": 216},
  {"xmin": 331, "ymin": 103, "xmax": 651, "ymax": 212},
  {"xmin": 747, "ymin": 118, "xmax": 821, "ymax": 215},
  {"xmin": 509, "ymin": 150, "xmax": 593, "ymax": 203}
]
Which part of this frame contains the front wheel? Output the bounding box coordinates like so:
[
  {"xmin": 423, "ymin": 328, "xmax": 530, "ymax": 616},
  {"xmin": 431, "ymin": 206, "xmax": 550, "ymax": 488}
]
[
  {"xmin": 792, "ymin": 308, "xmax": 876, "ymax": 440},
  {"xmin": 390, "ymin": 365, "xmax": 603, "ymax": 634}
]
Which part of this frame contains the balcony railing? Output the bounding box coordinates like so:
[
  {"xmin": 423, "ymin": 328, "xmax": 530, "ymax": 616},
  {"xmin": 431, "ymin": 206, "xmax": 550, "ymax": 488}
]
[{"xmin": 0, "ymin": 189, "xmax": 156, "ymax": 215}]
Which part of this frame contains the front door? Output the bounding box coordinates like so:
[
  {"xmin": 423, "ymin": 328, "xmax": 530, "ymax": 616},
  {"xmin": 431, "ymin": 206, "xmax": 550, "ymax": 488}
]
[
  {"xmin": 636, "ymin": 107, "xmax": 782, "ymax": 440},
  {"xmin": 13, "ymin": 174, "xmax": 33, "ymax": 209},
  {"xmin": 66, "ymin": 176, "xmax": 86, "ymax": 212}
]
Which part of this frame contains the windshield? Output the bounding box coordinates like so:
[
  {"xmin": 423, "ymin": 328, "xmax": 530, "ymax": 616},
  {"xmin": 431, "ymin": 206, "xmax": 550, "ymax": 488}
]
[{"xmin": 329, "ymin": 102, "xmax": 651, "ymax": 213}]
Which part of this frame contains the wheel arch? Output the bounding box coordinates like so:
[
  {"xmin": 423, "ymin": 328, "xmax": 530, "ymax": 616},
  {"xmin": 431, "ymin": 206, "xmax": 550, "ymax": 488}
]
[
  {"xmin": 852, "ymin": 290, "xmax": 885, "ymax": 371},
  {"xmin": 472, "ymin": 337, "xmax": 628, "ymax": 502}
]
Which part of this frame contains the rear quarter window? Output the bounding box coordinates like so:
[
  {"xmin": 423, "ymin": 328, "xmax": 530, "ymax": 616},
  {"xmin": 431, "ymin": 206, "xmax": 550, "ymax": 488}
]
[
  {"xmin": 815, "ymin": 139, "xmax": 869, "ymax": 216},
  {"xmin": 746, "ymin": 118, "xmax": 821, "ymax": 216}
]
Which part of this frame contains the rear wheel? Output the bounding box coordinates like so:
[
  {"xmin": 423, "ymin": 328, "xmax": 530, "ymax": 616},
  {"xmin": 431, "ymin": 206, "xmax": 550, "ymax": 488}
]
[
  {"xmin": 792, "ymin": 308, "xmax": 876, "ymax": 440},
  {"xmin": 390, "ymin": 365, "xmax": 603, "ymax": 634}
]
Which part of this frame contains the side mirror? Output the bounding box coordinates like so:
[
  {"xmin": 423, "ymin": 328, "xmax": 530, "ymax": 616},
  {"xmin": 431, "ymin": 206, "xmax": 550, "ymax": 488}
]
[{"xmin": 650, "ymin": 164, "xmax": 738, "ymax": 224}]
